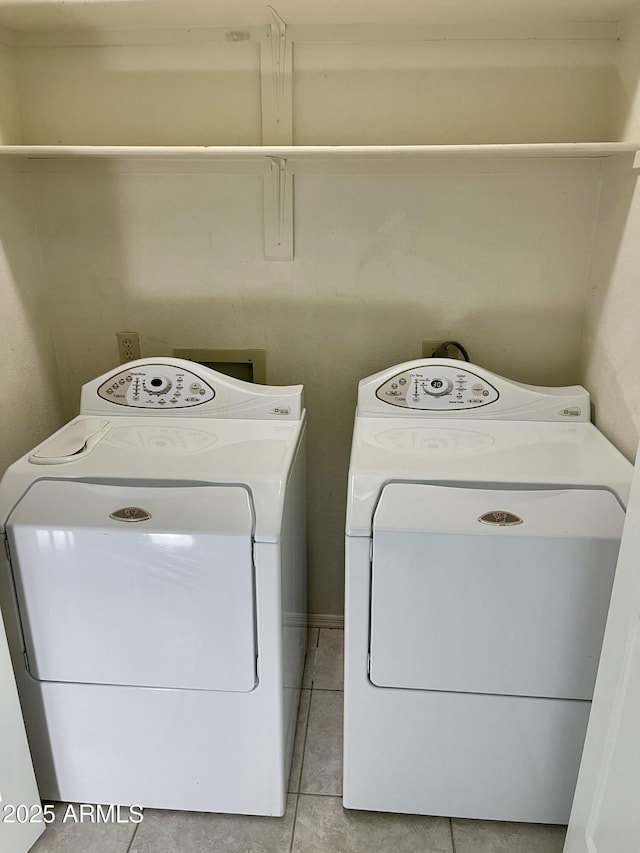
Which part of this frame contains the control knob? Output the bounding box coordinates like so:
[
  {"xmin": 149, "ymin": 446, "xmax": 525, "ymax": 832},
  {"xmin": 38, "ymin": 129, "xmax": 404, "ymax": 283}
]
[
  {"xmin": 143, "ymin": 375, "xmax": 173, "ymax": 396},
  {"xmin": 424, "ymin": 377, "xmax": 453, "ymax": 397}
]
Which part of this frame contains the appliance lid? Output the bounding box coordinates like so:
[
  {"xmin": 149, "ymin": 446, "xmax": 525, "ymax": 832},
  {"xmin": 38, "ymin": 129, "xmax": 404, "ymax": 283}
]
[
  {"xmin": 7, "ymin": 481, "xmax": 257, "ymax": 693},
  {"xmin": 369, "ymin": 483, "xmax": 625, "ymax": 701}
]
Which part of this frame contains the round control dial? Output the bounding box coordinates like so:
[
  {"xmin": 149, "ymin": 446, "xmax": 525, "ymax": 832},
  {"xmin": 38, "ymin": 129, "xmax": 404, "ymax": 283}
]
[
  {"xmin": 423, "ymin": 377, "xmax": 453, "ymax": 397},
  {"xmin": 143, "ymin": 375, "xmax": 173, "ymax": 396}
]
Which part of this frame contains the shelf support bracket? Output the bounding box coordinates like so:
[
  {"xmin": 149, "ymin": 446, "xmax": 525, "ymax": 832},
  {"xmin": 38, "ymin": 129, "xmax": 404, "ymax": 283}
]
[
  {"xmin": 260, "ymin": 6, "xmax": 293, "ymax": 145},
  {"xmin": 263, "ymin": 156, "xmax": 294, "ymax": 260}
]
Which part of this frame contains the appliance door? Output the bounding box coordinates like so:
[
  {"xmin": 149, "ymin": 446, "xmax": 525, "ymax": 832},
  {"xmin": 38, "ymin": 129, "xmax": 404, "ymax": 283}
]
[
  {"xmin": 370, "ymin": 483, "xmax": 625, "ymax": 701},
  {"xmin": 7, "ymin": 481, "xmax": 257, "ymax": 692}
]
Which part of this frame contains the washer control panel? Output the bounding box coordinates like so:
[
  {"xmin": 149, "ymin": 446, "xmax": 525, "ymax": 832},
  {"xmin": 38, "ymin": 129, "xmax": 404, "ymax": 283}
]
[
  {"xmin": 376, "ymin": 366, "xmax": 499, "ymax": 410},
  {"xmin": 97, "ymin": 364, "xmax": 215, "ymax": 409}
]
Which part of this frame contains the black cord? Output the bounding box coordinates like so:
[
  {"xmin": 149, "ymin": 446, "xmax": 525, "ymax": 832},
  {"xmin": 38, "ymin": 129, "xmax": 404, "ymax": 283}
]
[{"xmin": 431, "ymin": 340, "xmax": 471, "ymax": 362}]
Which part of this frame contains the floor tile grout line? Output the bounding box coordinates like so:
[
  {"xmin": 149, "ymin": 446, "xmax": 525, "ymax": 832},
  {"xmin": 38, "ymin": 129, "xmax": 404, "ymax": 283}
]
[
  {"xmin": 288, "ymin": 792, "xmax": 300, "ymax": 853},
  {"xmin": 125, "ymin": 812, "xmax": 142, "ymax": 853},
  {"xmin": 297, "ymin": 791, "xmax": 343, "ymax": 799},
  {"xmin": 290, "ymin": 667, "xmax": 317, "ymax": 852},
  {"xmin": 449, "ymin": 817, "xmax": 457, "ymax": 853},
  {"xmin": 295, "ymin": 678, "xmax": 315, "ymax": 795},
  {"xmin": 304, "ymin": 644, "xmax": 317, "ymax": 690}
]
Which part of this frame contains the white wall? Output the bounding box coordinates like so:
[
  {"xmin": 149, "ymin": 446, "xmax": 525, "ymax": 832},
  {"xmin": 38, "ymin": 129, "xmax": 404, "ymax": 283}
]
[
  {"xmin": 293, "ymin": 39, "xmax": 616, "ymax": 144},
  {"xmin": 580, "ymin": 153, "xmax": 640, "ymax": 462},
  {"xmin": 14, "ymin": 43, "xmax": 262, "ymax": 145},
  {"xmin": 29, "ymin": 158, "xmax": 602, "ymax": 616},
  {"xmin": 0, "ymin": 37, "xmax": 21, "ymax": 143},
  {"xmin": 0, "ymin": 166, "xmax": 63, "ymax": 477},
  {"xmin": 614, "ymin": 17, "xmax": 640, "ymax": 141},
  {"xmin": 584, "ymin": 18, "xmax": 640, "ymax": 460},
  {"xmin": 10, "ymin": 34, "xmax": 617, "ymax": 146}
]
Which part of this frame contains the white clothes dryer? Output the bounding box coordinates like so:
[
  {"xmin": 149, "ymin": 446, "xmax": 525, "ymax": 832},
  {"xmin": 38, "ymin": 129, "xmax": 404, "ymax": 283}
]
[
  {"xmin": 0, "ymin": 358, "xmax": 306, "ymax": 817},
  {"xmin": 344, "ymin": 359, "xmax": 632, "ymax": 824}
]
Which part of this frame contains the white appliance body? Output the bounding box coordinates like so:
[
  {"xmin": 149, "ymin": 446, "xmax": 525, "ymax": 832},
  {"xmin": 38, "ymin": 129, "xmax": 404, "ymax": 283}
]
[
  {"xmin": 0, "ymin": 358, "xmax": 307, "ymax": 817},
  {"xmin": 0, "ymin": 606, "xmax": 43, "ymax": 853},
  {"xmin": 344, "ymin": 358, "xmax": 632, "ymax": 824}
]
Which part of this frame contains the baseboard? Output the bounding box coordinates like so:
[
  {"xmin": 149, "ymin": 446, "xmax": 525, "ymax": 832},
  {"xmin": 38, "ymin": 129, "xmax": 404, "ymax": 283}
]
[{"xmin": 307, "ymin": 613, "xmax": 344, "ymax": 630}]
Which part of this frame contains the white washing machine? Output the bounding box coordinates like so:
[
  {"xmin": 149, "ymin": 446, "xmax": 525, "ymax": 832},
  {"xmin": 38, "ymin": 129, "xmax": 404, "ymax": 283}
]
[
  {"xmin": 0, "ymin": 358, "xmax": 306, "ymax": 817},
  {"xmin": 344, "ymin": 358, "xmax": 632, "ymax": 824}
]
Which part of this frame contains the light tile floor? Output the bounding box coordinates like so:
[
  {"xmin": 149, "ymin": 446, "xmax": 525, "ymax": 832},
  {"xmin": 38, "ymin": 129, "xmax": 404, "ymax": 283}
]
[{"xmin": 30, "ymin": 629, "xmax": 567, "ymax": 853}]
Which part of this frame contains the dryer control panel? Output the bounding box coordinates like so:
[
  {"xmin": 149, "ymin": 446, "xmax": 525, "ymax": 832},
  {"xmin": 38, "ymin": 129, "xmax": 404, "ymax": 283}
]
[
  {"xmin": 97, "ymin": 364, "xmax": 215, "ymax": 409},
  {"xmin": 360, "ymin": 358, "xmax": 589, "ymax": 421},
  {"xmin": 376, "ymin": 366, "xmax": 499, "ymax": 411},
  {"xmin": 82, "ymin": 358, "xmax": 304, "ymax": 420}
]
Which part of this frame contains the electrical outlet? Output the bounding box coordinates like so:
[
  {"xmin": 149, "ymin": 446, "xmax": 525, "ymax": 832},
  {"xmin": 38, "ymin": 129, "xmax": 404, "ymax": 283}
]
[{"xmin": 116, "ymin": 331, "xmax": 140, "ymax": 362}]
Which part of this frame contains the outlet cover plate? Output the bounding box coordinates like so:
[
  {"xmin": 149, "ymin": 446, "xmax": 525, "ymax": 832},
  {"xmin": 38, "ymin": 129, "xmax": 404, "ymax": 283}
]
[{"xmin": 116, "ymin": 331, "xmax": 140, "ymax": 362}]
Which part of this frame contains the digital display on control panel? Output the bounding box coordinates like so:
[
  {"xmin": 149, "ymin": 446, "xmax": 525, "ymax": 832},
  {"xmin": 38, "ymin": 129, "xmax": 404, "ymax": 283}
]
[
  {"xmin": 376, "ymin": 366, "xmax": 499, "ymax": 410},
  {"xmin": 97, "ymin": 365, "xmax": 215, "ymax": 409}
]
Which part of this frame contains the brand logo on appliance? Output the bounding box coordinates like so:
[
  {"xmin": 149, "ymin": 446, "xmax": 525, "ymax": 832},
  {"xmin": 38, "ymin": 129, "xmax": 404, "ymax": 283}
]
[
  {"xmin": 109, "ymin": 507, "xmax": 151, "ymax": 522},
  {"xmin": 478, "ymin": 510, "xmax": 523, "ymax": 527}
]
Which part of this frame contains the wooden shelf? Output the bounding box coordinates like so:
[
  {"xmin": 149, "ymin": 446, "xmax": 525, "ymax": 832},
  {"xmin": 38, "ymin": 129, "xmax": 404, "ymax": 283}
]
[{"xmin": 1, "ymin": 143, "xmax": 638, "ymax": 161}]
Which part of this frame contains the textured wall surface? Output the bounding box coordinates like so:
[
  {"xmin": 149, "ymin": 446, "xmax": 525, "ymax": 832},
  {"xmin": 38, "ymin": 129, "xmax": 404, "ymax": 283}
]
[
  {"xmin": 0, "ymin": 41, "xmax": 21, "ymax": 144},
  {"xmin": 294, "ymin": 39, "xmax": 616, "ymax": 145},
  {"xmin": 580, "ymin": 153, "xmax": 640, "ymax": 462},
  {"xmin": 0, "ymin": 169, "xmax": 63, "ymax": 478},
  {"xmin": 613, "ymin": 19, "xmax": 640, "ymax": 142}
]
